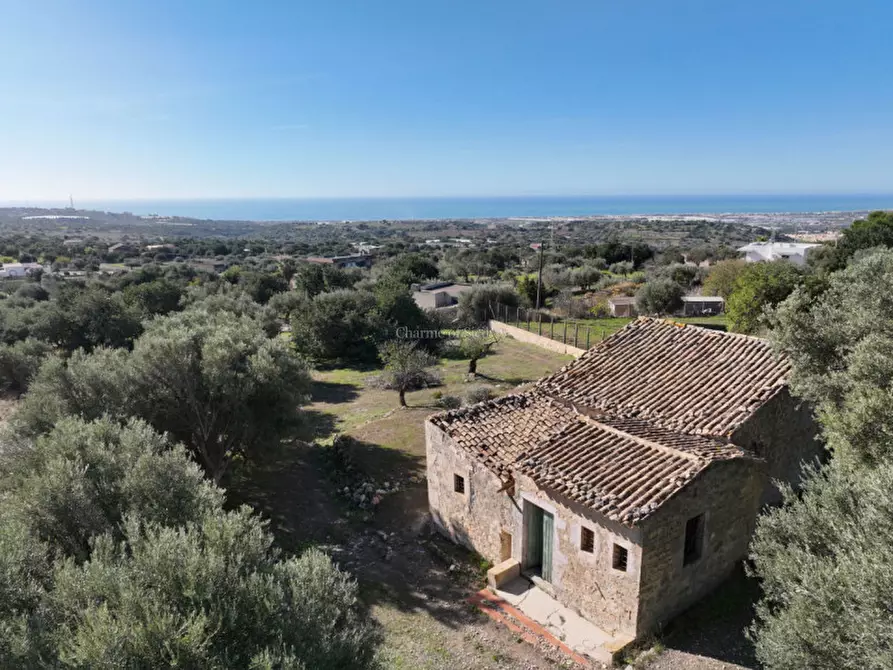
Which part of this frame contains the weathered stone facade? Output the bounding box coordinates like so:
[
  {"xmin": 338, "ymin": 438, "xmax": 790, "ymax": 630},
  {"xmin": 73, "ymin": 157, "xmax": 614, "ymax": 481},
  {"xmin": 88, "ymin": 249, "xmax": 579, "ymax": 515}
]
[
  {"xmin": 514, "ymin": 472, "xmax": 643, "ymax": 637},
  {"xmin": 428, "ymin": 418, "xmax": 765, "ymax": 639},
  {"xmin": 636, "ymin": 459, "xmax": 764, "ymax": 632},
  {"xmin": 731, "ymin": 389, "xmax": 822, "ymax": 504},
  {"xmin": 426, "ymin": 421, "xmax": 515, "ymax": 559},
  {"xmin": 426, "ymin": 319, "xmax": 821, "ymax": 642}
]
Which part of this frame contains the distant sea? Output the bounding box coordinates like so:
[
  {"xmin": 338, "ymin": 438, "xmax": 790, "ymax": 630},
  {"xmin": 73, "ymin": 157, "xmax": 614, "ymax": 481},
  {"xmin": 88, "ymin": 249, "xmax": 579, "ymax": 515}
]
[{"xmin": 11, "ymin": 194, "xmax": 893, "ymax": 221}]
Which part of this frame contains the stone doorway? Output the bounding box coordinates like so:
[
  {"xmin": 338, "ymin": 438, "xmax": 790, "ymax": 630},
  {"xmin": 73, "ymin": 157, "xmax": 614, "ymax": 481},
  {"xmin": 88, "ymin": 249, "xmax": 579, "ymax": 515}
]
[{"xmin": 523, "ymin": 500, "xmax": 554, "ymax": 582}]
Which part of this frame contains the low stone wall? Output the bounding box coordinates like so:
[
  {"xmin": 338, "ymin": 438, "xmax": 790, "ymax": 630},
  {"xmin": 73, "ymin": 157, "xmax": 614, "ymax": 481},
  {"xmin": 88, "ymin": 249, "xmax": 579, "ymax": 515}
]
[{"xmin": 489, "ymin": 320, "xmax": 587, "ymax": 358}]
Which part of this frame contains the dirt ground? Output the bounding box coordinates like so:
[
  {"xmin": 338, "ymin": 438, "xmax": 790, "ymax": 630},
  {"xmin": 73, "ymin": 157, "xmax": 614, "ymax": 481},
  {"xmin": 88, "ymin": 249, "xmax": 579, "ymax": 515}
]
[{"xmin": 229, "ymin": 337, "xmax": 761, "ymax": 670}]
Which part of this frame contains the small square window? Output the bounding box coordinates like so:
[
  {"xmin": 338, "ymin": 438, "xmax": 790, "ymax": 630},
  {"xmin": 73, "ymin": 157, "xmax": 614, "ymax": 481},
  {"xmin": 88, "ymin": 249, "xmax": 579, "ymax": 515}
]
[
  {"xmin": 453, "ymin": 474, "xmax": 465, "ymax": 494},
  {"xmin": 580, "ymin": 527, "xmax": 595, "ymax": 553},
  {"xmin": 612, "ymin": 543, "xmax": 628, "ymax": 572},
  {"xmin": 684, "ymin": 514, "xmax": 704, "ymax": 566}
]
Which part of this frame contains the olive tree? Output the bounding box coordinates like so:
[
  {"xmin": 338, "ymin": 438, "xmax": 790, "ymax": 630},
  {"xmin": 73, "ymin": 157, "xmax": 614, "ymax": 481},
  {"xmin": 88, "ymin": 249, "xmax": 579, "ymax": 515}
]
[
  {"xmin": 458, "ymin": 331, "xmax": 501, "ymax": 376},
  {"xmin": 749, "ymin": 249, "xmax": 893, "ymax": 670},
  {"xmin": 16, "ymin": 305, "xmax": 311, "ymax": 483},
  {"xmin": 0, "ymin": 417, "xmax": 379, "ymax": 669},
  {"xmin": 291, "ymin": 289, "xmax": 380, "ymax": 363},
  {"xmin": 372, "ymin": 341, "xmax": 440, "ymax": 407},
  {"xmin": 635, "ymin": 279, "xmax": 684, "ymax": 316},
  {"xmin": 129, "ymin": 307, "xmax": 311, "ymax": 483},
  {"xmin": 0, "ymin": 339, "xmax": 54, "ymax": 396}
]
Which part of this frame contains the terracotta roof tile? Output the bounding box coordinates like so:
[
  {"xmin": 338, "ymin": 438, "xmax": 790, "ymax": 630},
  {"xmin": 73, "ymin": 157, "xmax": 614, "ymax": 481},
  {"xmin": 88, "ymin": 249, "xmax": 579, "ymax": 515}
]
[
  {"xmin": 536, "ymin": 318, "xmax": 790, "ymax": 436},
  {"xmin": 429, "ymin": 319, "xmax": 780, "ymax": 525},
  {"xmin": 517, "ymin": 414, "xmax": 755, "ymax": 524},
  {"xmin": 430, "ymin": 393, "xmax": 574, "ymax": 476}
]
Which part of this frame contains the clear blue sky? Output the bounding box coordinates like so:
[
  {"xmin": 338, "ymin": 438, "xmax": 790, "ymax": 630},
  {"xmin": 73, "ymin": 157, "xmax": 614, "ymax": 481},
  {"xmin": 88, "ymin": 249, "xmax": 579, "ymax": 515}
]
[{"xmin": 2, "ymin": 0, "xmax": 892, "ymax": 200}]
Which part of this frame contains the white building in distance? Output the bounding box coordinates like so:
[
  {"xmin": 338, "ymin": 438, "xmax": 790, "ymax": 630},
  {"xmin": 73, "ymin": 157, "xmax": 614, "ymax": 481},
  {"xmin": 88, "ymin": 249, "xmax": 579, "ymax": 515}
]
[
  {"xmin": 737, "ymin": 241, "xmax": 820, "ymax": 266},
  {"xmin": 0, "ymin": 262, "xmax": 44, "ymax": 278}
]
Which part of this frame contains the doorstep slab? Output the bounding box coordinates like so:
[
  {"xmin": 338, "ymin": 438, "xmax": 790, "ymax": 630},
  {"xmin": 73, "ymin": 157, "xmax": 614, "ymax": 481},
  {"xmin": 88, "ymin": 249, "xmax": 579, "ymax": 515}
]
[{"xmin": 494, "ymin": 577, "xmax": 633, "ymax": 664}]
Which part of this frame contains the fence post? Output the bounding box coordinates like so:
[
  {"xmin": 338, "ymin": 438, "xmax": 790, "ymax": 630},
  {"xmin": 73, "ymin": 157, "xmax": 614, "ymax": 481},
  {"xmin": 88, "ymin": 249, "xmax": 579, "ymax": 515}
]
[
  {"xmin": 527, "ymin": 308, "xmax": 531, "ymax": 331},
  {"xmin": 538, "ymin": 313, "xmax": 543, "ymax": 336},
  {"xmin": 586, "ymin": 327, "xmax": 591, "ymax": 349},
  {"xmin": 562, "ymin": 320, "xmax": 567, "ymax": 344},
  {"xmin": 574, "ymin": 322, "xmax": 579, "ymax": 349},
  {"xmin": 550, "ymin": 316, "xmax": 555, "ymax": 340}
]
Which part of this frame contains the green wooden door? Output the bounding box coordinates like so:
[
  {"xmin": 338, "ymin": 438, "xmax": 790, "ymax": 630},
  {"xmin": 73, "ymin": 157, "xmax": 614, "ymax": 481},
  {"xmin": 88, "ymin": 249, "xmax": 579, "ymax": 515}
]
[
  {"xmin": 541, "ymin": 511, "xmax": 554, "ymax": 582},
  {"xmin": 526, "ymin": 505, "xmax": 543, "ymax": 568}
]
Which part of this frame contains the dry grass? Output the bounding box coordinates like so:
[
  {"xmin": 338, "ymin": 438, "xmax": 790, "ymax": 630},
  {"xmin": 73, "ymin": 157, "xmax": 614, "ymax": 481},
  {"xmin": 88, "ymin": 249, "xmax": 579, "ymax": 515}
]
[
  {"xmin": 233, "ymin": 336, "xmax": 575, "ymax": 669},
  {"xmin": 306, "ymin": 336, "xmax": 573, "ymax": 451}
]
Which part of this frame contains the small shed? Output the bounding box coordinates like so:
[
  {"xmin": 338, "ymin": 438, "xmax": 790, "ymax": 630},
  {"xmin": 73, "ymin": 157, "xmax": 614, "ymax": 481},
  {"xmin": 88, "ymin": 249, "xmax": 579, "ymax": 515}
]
[
  {"xmin": 608, "ymin": 296, "xmax": 637, "ymax": 318},
  {"xmin": 680, "ymin": 296, "xmax": 724, "ymax": 317}
]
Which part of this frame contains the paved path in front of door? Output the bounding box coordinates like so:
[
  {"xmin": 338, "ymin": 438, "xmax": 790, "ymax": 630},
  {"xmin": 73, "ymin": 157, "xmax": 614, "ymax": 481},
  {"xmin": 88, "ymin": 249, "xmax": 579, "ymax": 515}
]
[{"xmin": 494, "ymin": 577, "xmax": 633, "ymax": 665}]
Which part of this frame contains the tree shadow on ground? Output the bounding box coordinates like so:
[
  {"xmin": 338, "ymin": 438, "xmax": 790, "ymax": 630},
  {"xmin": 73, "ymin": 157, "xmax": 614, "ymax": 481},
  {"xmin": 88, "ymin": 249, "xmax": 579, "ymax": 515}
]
[
  {"xmin": 228, "ymin": 430, "xmax": 489, "ymax": 634},
  {"xmin": 295, "ymin": 409, "xmax": 341, "ymax": 442},
  {"xmin": 310, "ymin": 380, "xmax": 362, "ymax": 404},
  {"xmin": 226, "ymin": 440, "xmax": 354, "ymax": 552},
  {"xmin": 313, "ymin": 361, "xmax": 380, "ymax": 374},
  {"xmin": 346, "ymin": 435, "xmax": 426, "ymax": 484},
  {"xmin": 657, "ymin": 566, "xmax": 759, "ymax": 668},
  {"xmin": 349, "ymin": 520, "xmax": 494, "ymax": 633}
]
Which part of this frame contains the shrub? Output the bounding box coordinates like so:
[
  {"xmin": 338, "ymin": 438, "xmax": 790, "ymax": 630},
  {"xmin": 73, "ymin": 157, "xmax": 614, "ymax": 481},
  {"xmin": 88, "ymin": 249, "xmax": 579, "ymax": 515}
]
[
  {"xmin": 437, "ymin": 395, "xmax": 462, "ymax": 409},
  {"xmin": 0, "ymin": 338, "xmax": 54, "ymax": 396},
  {"xmin": 465, "ymin": 386, "xmax": 494, "ymax": 405},
  {"xmin": 702, "ymin": 259, "xmax": 747, "ymax": 299},
  {"xmin": 589, "ymin": 300, "xmax": 611, "ymax": 318},
  {"xmin": 609, "ymin": 261, "xmax": 634, "ymax": 276},
  {"xmin": 15, "ymin": 283, "xmax": 49, "ymax": 302},
  {"xmin": 457, "ymin": 285, "xmax": 520, "ymax": 323},
  {"xmin": 0, "ymin": 417, "xmax": 379, "ymax": 669},
  {"xmin": 727, "ymin": 261, "xmax": 803, "ymax": 334},
  {"xmin": 636, "ymin": 279, "xmax": 685, "ymax": 316}
]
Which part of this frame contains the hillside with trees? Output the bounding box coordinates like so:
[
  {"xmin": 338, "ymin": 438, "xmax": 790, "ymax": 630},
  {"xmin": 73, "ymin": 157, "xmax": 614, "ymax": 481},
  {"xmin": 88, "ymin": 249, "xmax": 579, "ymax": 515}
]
[{"xmin": 0, "ymin": 208, "xmax": 889, "ymax": 667}]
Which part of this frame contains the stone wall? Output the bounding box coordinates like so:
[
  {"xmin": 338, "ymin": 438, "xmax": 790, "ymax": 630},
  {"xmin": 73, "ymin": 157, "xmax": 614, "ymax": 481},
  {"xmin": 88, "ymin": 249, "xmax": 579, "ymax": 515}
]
[
  {"xmin": 731, "ymin": 389, "xmax": 822, "ymax": 505},
  {"xmin": 426, "ymin": 421, "xmax": 516, "ymax": 559},
  {"xmin": 636, "ymin": 458, "xmax": 764, "ymax": 634},
  {"xmin": 514, "ymin": 473, "xmax": 643, "ymax": 638},
  {"xmin": 426, "ymin": 421, "xmax": 643, "ymax": 638},
  {"xmin": 427, "ymin": 418, "xmax": 776, "ymax": 640},
  {"xmin": 489, "ymin": 320, "xmax": 587, "ymax": 357}
]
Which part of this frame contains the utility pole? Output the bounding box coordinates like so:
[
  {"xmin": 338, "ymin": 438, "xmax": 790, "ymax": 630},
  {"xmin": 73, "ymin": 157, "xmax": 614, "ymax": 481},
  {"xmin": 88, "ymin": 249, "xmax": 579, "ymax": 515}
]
[{"xmin": 535, "ymin": 241, "xmax": 545, "ymax": 309}]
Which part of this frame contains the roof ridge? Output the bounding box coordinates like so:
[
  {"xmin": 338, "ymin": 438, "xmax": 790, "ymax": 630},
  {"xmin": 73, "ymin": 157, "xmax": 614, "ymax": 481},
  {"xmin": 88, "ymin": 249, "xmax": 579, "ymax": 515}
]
[
  {"xmin": 569, "ymin": 410, "xmax": 702, "ymax": 463},
  {"xmin": 631, "ymin": 316, "xmax": 777, "ymax": 344}
]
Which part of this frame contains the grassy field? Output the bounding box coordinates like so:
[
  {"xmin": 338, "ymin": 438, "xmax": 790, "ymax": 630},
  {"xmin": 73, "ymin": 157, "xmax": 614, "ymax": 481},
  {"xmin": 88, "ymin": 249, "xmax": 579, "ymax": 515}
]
[
  {"xmin": 306, "ymin": 337, "xmax": 573, "ymax": 447},
  {"xmin": 511, "ymin": 314, "xmax": 728, "ymax": 344},
  {"xmin": 229, "ymin": 336, "xmax": 575, "ymax": 669},
  {"xmin": 233, "ymin": 330, "xmax": 755, "ymax": 669}
]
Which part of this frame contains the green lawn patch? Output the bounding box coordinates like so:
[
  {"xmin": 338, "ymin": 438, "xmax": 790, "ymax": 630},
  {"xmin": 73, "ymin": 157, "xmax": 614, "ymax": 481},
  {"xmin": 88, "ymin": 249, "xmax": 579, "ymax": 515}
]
[{"xmin": 510, "ymin": 314, "xmax": 728, "ymax": 346}]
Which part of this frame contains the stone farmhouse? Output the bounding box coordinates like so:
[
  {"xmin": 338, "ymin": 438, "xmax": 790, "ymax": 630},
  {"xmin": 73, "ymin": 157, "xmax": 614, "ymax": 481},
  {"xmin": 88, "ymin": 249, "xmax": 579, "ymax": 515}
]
[{"xmin": 426, "ymin": 318, "xmax": 820, "ymax": 642}]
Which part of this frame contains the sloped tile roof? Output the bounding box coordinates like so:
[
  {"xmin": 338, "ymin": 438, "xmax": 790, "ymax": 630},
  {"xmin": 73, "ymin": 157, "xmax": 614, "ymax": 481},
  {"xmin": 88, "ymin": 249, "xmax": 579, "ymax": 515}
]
[
  {"xmin": 430, "ymin": 393, "xmax": 574, "ymax": 476},
  {"xmin": 429, "ymin": 319, "xmax": 783, "ymax": 525},
  {"xmin": 516, "ymin": 413, "xmax": 755, "ymax": 525},
  {"xmin": 536, "ymin": 318, "xmax": 790, "ymax": 436}
]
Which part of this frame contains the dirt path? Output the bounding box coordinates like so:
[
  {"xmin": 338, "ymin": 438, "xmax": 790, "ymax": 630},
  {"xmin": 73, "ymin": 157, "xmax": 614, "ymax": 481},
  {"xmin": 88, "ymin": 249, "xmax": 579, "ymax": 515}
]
[{"xmin": 230, "ymin": 439, "xmax": 583, "ymax": 669}]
